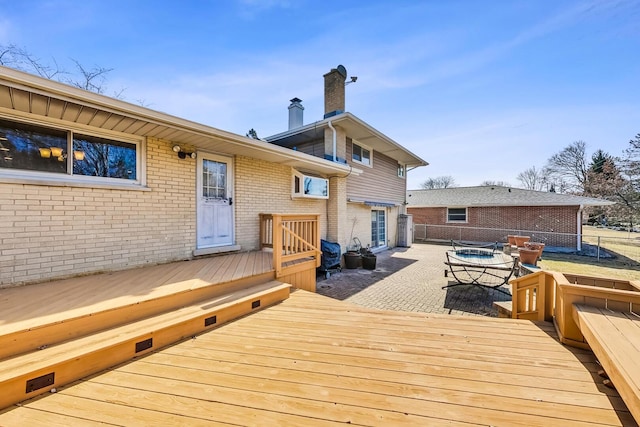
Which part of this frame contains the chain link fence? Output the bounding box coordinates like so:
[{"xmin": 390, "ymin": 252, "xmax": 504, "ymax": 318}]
[{"xmin": 413, "ymin": 224, "xmax": 640, "ymax": 263}]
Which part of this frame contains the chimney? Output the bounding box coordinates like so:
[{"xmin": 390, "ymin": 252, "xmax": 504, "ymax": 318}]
[
  {"xmin": 324, "ymin": 65, "xmax": 347, "ymax": 118},
  {"xmin": 288, "ymin": 97, "xmax": 304, "ymax": 130}
]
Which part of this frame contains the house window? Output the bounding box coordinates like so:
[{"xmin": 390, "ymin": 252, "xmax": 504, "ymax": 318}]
[
  {"xmin": 447, "ymin": 207, "xmax": 467, "ymax": 222},
  {"xmin": 292, "ymin": 169, "xmax": 329, "ymax": 199},
  {"xmin": 73, "ymin": 134, "xmax": 137, "ymax": 180},
  {"xmin": 0, "ymin": 118, "xmax": 140, "ymax": 184},
  {"xmin": 0, "ymin": 119, "xmax": 68, "ymax": 174},
  {"xmin": 371, "ymin": 209, "xmax": 386, "ymax": 247},
  {"xmin": 352, "ymin": 142, "xmax": 371, "ymax": 166},
  {"xmin": 202, "ymin": 159, "xmax": 227, "ymax": 199},
  {"xmin": 397, "ymin": 164, "xmax": 405, "ymax": 178}
]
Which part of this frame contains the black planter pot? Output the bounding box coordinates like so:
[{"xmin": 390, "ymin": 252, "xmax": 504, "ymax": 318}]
[
  {"xmin": 343, "ymin": 252, "xmax": 361, "ymax": 269},
  {"xmin": 362, "ymin": 254, "xmax": 377, "ymax": 270}
]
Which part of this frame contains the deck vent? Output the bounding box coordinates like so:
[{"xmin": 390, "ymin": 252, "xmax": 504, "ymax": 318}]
[
  {"xmin": 252, "ymin": 299, "xmax": 261, "ymax": 309},
  {"xmin": 135, "ymin": 338, "xmax": 153, "ymax": 353},
  {"xmin": 26, "ymin": 372, "xmax": 55, "ymax": 393},
  {"xmin": 205, "ymin": 315, "xmax": 217, "ymax": 327}
]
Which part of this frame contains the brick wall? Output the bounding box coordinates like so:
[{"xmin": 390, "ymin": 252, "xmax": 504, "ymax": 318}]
[
  {"xmin": 1, "ymin": 141, "xmax": 328, "ymax": 287},
  {"xmin": 234, "ymin": 155, "xmax": 326, "ymax": 251},
  {"xmin": 408, "ymin": 205, "xmax": 579, "ymax": 248},
  {"xmin": 345, "ymin": 203, "xmax": 400, "ymax": 251},
  {"xmin": 1, "ymin": 137, "xmax": 195, "ymax": 287}
]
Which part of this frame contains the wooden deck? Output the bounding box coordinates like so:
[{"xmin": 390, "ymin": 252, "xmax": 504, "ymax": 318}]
[
  {"xmin": 1, "ymin": 290, "xmax": 635, "ymax": 426},
  {"xmin": 0, "ymin": 251, "xmax": 273, "ymax": 337}
]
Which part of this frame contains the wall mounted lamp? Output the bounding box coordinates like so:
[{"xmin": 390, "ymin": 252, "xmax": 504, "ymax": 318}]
[{"xmin": 172, "ymin": 145, "xmax": 196, "ymax": 159}]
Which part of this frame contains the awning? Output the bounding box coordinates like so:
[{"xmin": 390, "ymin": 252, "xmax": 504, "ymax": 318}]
[{"xmin": 348, "ymin": 198, "xmax": 400, "ymax": 208}]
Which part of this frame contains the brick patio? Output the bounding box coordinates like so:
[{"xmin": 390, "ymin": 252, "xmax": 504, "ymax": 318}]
[{"xmin": 316, "ymin": 242, "xmax": 512, "ymax": 316}]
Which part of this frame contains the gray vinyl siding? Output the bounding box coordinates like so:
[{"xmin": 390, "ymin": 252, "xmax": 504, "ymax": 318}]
[
  {"xmin": 268, "ymin": 138, "xmax": 325, "ymax": 159},
  {"xmin": 346, "ymin": 139, "xmax": 406, "ymax": 204},
  {"xmin": 290, "ymin": 138, "xmax": 325, "ymax": 158}
]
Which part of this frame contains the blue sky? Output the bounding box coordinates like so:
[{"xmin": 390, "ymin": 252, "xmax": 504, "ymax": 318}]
[{"xmin": 1, "ymin": 0, "xmax": 638, "ymax": 189}]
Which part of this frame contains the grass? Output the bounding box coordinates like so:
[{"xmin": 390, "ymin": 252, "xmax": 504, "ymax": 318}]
[{"xmin": 538, "ymin": 225, "xmax": 640, "ymax": 280}]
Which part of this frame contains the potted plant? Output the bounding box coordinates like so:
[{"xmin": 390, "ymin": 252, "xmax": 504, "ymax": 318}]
[
  {"xmin": 360, "ymin": 247, "xmax": 377, "ymax": 270},
  {"xmin": 518, "ymin": 247, "xmax": 539, "ymax": 266},
  {"xmin": 343, "ymin": 251, "xmax": 361, "ymax": 269},
  {"xmin": 524, "ymin": 242, "xmax": 545, "ymax": 260},
  {"xmin": 513, "ymin": 235, "xmax": 531, "ymax": 248}
]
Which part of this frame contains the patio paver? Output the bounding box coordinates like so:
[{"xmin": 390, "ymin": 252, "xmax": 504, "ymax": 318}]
[{"xmin": 316, "ymin": 242, "xmax": 512, "ymax": 316}]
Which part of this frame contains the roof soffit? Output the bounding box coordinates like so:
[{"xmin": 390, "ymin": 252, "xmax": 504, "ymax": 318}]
[
  {"xmin": 266, "ymin": 112, "xmax": 428, "ymax": 168},
  {"xmin": 0, "ymin": 67, "xmax": 355, "ymax": 177}
]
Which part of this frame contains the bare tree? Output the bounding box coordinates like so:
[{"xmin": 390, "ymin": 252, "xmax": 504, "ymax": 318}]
[
  {"xmin": 66, "ymin": 59, "xmax": 113, "ymax": 94},
  {"xmin": 615, "ymin": 133, "xmax": 640, "ymax": 225},
  {"xmin": 0, "ymin": 43, "xmax": 64, "ymax": 79},
  {"xmin": 545, "ymin": 141, "xmax": 589, "ymax": 194},
  {"xmin": 517, "ymin": 166, "xmax": 547, "ymax": 190},
  {"xmin": 480, "ymin": 180, "xmax": 511, "ymax": 187},
  {"xmin": 420, "ymin": 176, "xmax": 456, "ymax": 189},
  {"xmin": 1, "ymin": 43, "xmax": 123, "ymax": 98}
]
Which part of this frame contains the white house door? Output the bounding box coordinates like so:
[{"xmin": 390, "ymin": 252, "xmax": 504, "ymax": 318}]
[{"xmin": 196, "ymin": 153, "xmax": 234, "ymax": 249}]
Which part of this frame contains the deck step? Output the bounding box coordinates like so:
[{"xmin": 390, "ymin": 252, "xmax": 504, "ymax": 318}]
[
  {"xmin": 0, "ymin": 270, "xmax": 275, "ymax": 361},
  {"xmin": 493, "ymin": 301, "xmax": 513, "ymax": 318},
  {"xmin": 0, "ymin": 281, "xmax": 290, "ymax": 410}
]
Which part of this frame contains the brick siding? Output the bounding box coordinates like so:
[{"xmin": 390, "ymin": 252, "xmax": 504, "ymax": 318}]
[
  {"xmin": 408, "ymin": 206, "xmax": 579, "ymax": 248},
  {"xmin": 1, "ymin": 140, "xmax": 327, "ymax": 287}
]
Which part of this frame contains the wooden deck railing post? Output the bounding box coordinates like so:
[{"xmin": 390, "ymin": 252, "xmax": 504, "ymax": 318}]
[{"xmin": 272, "ymin": 214, "xmax": 283, "ymax": 277}]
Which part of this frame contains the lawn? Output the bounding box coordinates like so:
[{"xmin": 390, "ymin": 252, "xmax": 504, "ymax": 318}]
[{"xmin": 538, "ymin": 225, "xmax": 640, "ymax": 280}]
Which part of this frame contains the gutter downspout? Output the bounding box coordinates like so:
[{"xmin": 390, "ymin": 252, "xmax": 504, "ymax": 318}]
[
  {"xmin": 327, "ymin": 120, "xmax": 337, "ymax": 162},
  {"xmin": 577, "ymin": 204, "xmax": 584, "ymax": 252}
]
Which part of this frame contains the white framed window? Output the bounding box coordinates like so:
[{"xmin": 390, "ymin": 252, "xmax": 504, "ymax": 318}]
[
  {"xmin": 397, "ymin": 164, "xmax": 405, "ymax": 178},
  {"xmin": 447, "ymin": 207, "xmax": 467, "ymax": 223},
  {"xmin": 292, "ymin": 169, "xmax": 329, "ymax": 199},
  {"xmin": 352, "ymin": 141, "xmax": 372, "ymax": 166},
  {"xmin": 0, "ymin": 117, "xmax": 143, "ymax": 186}
]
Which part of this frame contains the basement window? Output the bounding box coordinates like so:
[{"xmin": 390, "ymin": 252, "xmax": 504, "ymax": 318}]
[
  {"xmin": 447, "ymin": 207, "xmax": 467, "ymax": 223},
  {"xmin": 292, "ymin": 169, "xmax": 329, "ymax": 199}
]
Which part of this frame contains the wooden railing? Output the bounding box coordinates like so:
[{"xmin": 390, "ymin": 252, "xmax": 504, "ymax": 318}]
[
  {"xmin": 508, "ymin": 271, "xmax": 557, "ymax": 322},
  {"xmin": 259, "ymin": 213, "xmax": 321, "ymax": 279},
  {"xmin": 509, "ymin": 270, "xmax": 640, "ymax": 345}
]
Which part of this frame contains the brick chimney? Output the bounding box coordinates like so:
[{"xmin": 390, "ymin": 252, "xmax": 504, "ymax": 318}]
[
  {"xmin": 288, "ymin": 97, "xmax": 304, "ymax": 130},
  {"xmin": 324, "ymin": 65, "xmax": 347, "ymax": 118}
]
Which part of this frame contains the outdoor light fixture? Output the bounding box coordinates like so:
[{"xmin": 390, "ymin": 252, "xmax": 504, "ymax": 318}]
[
  {"xmin": 172, "ymin": 145, "xmax": 196, "ymax": 159},
  {"xmin": 178, "ymin": 151, "xmax": 196, "ymax": 159}
]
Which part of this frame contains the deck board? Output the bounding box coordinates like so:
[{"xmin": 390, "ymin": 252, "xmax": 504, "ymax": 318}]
[
  {"xmin": 0, "ymin": 290, "xmax": 635, "ymax": 426},
  {"xmin": 0, "ymin": 251, "xmax": 274, "ymax": 335}
]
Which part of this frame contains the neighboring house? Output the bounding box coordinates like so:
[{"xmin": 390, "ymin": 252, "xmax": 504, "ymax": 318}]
[
  {"xmin": 265, "ymin": 65, "xmax": 427, "ymax": 253},
  {"xmin": 0, "ymin": 65, "xmax": 425, "ymax": 288},
  {"xmin": 407, "ymin": 185, "xmax": 614, "ymax": 250}
]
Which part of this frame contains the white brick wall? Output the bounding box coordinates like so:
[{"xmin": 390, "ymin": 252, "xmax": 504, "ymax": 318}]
[
  {"xmin": 1, "ymin": 142, "xmax": 330, "ymax": 287},
  {"xmin": 1, "ymin": 138, "xmax": 195, "ymax": 286},
  {"xmin": 346, "ymin": 203, "xmax": 400, "ymax": 251},
  {"xmin": 234, "ymin": 155, "xmax": 327, "ymax": 250}
]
